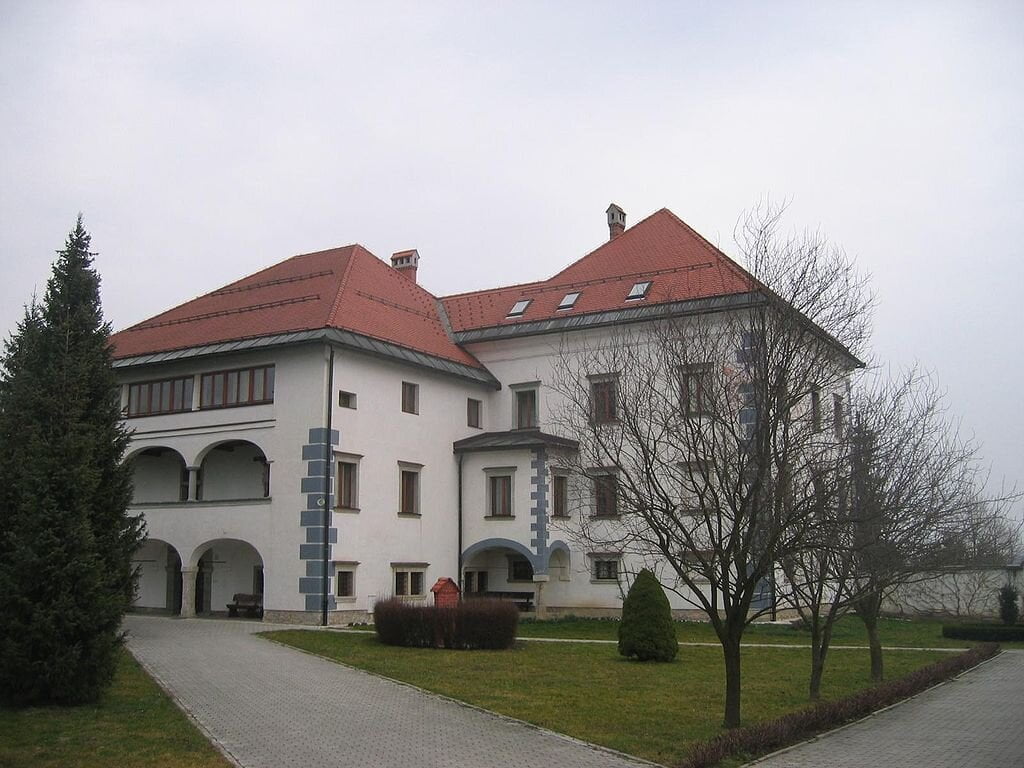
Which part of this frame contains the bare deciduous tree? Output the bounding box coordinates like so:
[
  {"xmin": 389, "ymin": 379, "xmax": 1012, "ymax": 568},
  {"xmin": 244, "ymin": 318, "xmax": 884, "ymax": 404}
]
[{"xmin": 548, "ymin": 203, "xmax": 871, "ymax": 727}]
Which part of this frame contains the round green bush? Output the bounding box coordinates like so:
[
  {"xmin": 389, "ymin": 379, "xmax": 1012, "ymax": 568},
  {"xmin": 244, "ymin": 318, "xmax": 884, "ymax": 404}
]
[{"xmin": 618, "ymin": 569, "xmax": 678, "ymax": 662}]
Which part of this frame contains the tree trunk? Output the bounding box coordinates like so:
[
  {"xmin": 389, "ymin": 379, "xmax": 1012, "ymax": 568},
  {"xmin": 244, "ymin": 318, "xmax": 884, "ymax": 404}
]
[
  {"xmin": 722, "ymin": 637, "xmax": 742, "ymax": 728},
  {"xmin": 809, "ymin": 624, "xmax": 825, "ymax": 701},
  {"xmin": 865, "ymin": 615, "xmax": 883, "ymax": 683},
  {"xmin": 855, "ymin": 596, "xmax": 884, "ymax": 683}
]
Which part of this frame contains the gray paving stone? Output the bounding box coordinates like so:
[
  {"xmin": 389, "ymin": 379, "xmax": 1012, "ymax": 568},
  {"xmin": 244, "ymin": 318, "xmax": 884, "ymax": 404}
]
[
  {"xmin": 751, "ymin": 650, "xmax": 1024, "ymax": 768},
  {"xmin": 124, "ymin": 615, "xmax": 650, "ymax": 768}
]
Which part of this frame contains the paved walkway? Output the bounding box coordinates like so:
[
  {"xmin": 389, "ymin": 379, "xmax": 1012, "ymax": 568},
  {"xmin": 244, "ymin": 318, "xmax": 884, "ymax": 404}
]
[
  {"xmin": 123, "ymin": 615, "xmax": 649, "ymax": 768},
  {"xmin": 752, "ymin": 650, "xmax": 1024, "ymax": 768}
]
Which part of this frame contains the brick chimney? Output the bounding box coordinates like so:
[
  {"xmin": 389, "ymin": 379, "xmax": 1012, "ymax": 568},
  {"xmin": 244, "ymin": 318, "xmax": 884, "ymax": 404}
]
[
  {"xmin": 390, "ymin": 249, "xmax": 419, "ymax": 283},
  {"xmin": 606, "ymin": 204, "xmax": 626, "ymax": 240}
]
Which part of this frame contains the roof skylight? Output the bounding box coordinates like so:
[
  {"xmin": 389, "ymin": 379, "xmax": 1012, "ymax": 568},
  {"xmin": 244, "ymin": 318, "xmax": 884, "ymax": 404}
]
[
  {"xmin": 557, "ymin": 292, "xmax": 581, "ymax": 310},
  {"xmin": 626, "ymin": 281, "xmax": 652, "ymax": 301},
  {"xmin": 507, "ymin": 299, "xmax": 532, "ymax": 318}
]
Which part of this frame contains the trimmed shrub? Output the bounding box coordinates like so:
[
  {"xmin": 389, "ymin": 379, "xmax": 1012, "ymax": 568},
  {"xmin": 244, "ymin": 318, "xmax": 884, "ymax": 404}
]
[
  {"xmin": 998, "ymin": 584, "xmax": 1020, "ymax": 626},
  {"xmin": 942, "ymin": 622, "xmax": 1024, "ymax": 642},
  {"xmin": 679, "ymin": 643, "xmax": 1000, "ymax": 768},
  {"xmin": 618, "ymin": 569, "xmax": 678, "ymax": 662},
  {"xmin": 373, "ymin": 598, "xmax": 519, "ymax": 649}
]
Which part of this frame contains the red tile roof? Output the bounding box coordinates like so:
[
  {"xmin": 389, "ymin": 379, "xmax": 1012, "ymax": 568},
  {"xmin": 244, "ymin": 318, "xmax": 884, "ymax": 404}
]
[
  {"xmin": 110, "ymin": 245, "xmax": 483, "ymax": 368},
  {"xmin": 111, "ymin": 208, "xmax": 756, "ymax": 366},
  {"xmin": 440, "ymin": 208, "xmax": 754, "ymax": 332}
]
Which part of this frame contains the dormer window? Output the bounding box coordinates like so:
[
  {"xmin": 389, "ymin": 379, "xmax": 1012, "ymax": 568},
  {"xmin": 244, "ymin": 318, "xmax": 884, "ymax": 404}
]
[
  {"xmin": 626, "ymin": 281, "xmax": 652, "ymax": 301},
  {"xmin": 558, "ymin": 292, "xmax": 580, "ymax": 310},
  {"xmin": 507, "ymin": 299, "xmax": 531, "ymax": 317}
]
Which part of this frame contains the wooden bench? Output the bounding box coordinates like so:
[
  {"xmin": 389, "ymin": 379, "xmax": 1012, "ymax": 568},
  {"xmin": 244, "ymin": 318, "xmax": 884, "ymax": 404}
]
[
  {"xmin": 226, "ymin": 593, "xmax": 263, "ymax": 618},
  {"xmin": 476, "ymin": 590, "xmax": 535, "ymax": 612}
]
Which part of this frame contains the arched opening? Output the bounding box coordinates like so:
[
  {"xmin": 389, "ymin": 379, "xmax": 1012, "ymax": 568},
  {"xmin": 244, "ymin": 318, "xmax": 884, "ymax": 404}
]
[
  {"xmin": 188, "ymin": 539, "xmax": 264, "ymax": 618},
  {"xmin": 197, "ymin": 440, "xmax": 270, "ymax": 501},
  {"xmin": 462, "ymin": 540, "xmax": 538, "ymax": 611},
  {"xmin": 130, "ymin": 447, "xmax": 187, "ymax": 503},
  {"xmin": 131, "ymin": 538, "xmax": 183, "ymax": 615}
]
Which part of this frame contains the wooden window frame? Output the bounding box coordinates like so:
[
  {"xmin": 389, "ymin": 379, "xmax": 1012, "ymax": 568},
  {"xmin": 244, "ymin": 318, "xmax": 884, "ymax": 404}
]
[
  {"xmin": 679, "ymin": 363, "xmax": 712, "ymax": 417},
  {"xmin": 398, "ymin": 462, "xmax": 422, "ymax": 516},
  {"xmin": 485, "ymin": 468, "xmax": 515, "ymax": 518},
  {"xmin": 592, "ymin": 473, "xmax": 619, "ymax": 518},
  {"xmin": 513, "ymin": 386, "xmax": 538, "ymax": 429},
  {"xmin": 127, "ymin": 376, "xmax": 194, "ymax": 417},
  {"xmin": 467, "ymin": 398, "xmax": 482, "ymax": 429},
  {"xmin": 401, "ymin": 381, "xmax": 419, "ymax": 414},
  {"xmin": 589, "ymin": 375, "xmax": 618, "ymax": 423},
  {"xmin": 199, "ymin": 365, "xmax": 274, "ymax": 410},
  {"xmin": 336, "ymin": 457, "xmax": 359, "ymax": 510},
  {"xmin": 551, "ymin": 472, "xmax": 569, "ymax": 518}
]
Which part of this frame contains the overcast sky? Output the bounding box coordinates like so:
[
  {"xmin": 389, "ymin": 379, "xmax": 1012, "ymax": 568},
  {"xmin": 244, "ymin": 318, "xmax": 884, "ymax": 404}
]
[{"xmin": 2, "ymin": 2, "xmax": 1021, "ymax": 501}]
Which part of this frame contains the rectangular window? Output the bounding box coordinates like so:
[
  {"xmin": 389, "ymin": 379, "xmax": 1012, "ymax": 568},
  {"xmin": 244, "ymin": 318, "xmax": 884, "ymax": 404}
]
[
  {"xmin": 515, "ymin": 388, "xmax": 538, "ymax": 429},
  {"xmin": 509, "ymin": 556, "xmax": 533, "ymax": 582},
  {"xmin": 811, "ymin": 386, "xmax": 822, "ymax": 433},
  {"xmin": 335, "ymin": 569, "xmax": 354, "ymax": 598},
  {"xmin": 394, "ymin": 568, "xmax": 426, "ymax": 596},
  {"xmin": 401, "ymin": 381, "xmax": 419, "ymax": 414},
  {"xmin": 626, "ymin": 281, "xmax": 652, "ymax": 300},
  {"xmin": 488, "ymin": 475, "xmax": 513, "ymax": 517},
  {"xmin": 552, "ymin": 473, "xmax": 569, "ymax": 518},
  {"xmin": 339, "ymin": 390, "xmax": 357, "ymax": 409},
  {"xmin": 127, "ymin": 376, "xmax": 194, "ymax": 417},
  {"xmin": 679, "ymin": 364, "xmax": 712, "ymax": 416},
  {"xmin": 200, "ymin": 366, "xmax": 274, "ymax": 409},
  {"xmin": 833, "ymin": 394, "xmax": 845, "ymax": 438},
  {"xmin": 464, "ymin": 570, "xmax": 489, "ymax": 593},
  {"xmin": 593, "ymin": 558, "xmax": 619, "ymax": 581},
  {"xmin": 467, "ymin": 398, "xmax": 482, "ymax": 428},
  {"xmin": 593, "ymin": 474, "xmax": 618, "ymax": 517},
  {"xmin": 399, "ymin": 465, "xmax": 420, "ymax": 515},
  {"xmin": 337, "ymin": 460, "xmax": 358, "ymax": 509},
  {"xmin": 590, "ymin": 377, "xmax": 617, "ymax": 423}
]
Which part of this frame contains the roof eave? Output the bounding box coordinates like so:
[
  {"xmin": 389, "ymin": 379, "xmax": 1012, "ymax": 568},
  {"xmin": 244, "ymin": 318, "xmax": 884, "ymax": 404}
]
[{"xmin": 112, "ymin": 328, "xmax": 501, "ymax": 388}]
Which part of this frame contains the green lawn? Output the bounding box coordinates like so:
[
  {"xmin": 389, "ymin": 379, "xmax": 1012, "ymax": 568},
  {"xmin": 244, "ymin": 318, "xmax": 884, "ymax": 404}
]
[
  {"xmin": 263, "ymin": 629, "xmax": 949, "ymax": 766},
  {"xmin": 0, "ymin": 651, "xmax": 232, "ymax": 768},
  {"xmin": 516, "ymin": 614, "xmax": 1024, "ymax": 648}
]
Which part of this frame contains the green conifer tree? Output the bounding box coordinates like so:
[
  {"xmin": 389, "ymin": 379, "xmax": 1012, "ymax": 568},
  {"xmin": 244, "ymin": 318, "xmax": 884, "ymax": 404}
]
[
  {"xmin": 618, "ymin": 568, "xmax": 678, "ymax": 662},
  {"xmin": 0, "ymin": 217, "xmax": 143, "ymax": 705}
]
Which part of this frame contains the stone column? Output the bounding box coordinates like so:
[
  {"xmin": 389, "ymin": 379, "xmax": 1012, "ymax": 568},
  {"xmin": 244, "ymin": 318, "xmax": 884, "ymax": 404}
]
[
  {"xmin": 186, "ymin": 467, "xmax": 199, "ymax": 502},
  {"xmin": 532, "ymin": 573, "xmax": 549, "ymax": 619},
  {"xmin": 179, "ymin": 567, "xmax": 198, "ymax": 618}
]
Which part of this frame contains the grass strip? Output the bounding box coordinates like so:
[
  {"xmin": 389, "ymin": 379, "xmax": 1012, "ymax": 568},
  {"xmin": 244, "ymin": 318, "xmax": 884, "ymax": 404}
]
[
  {"xmin": 680, "ymin": 643, "xmax": 1001, "ymax": 768},
  {"xmin": 0, "ymin": 649, "xmax": 232, "ymax": 768},
  {"xmin": 262, "ymin": 628, "xmax": 948, "ymax": 766}
]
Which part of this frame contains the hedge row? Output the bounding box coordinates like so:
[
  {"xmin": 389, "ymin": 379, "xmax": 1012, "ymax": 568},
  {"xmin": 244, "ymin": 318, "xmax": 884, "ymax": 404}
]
[
  {"xmin": 942, "ymin": 623, "xmax": 1024, "ymax": 642},
  {"xmin": 373, "ymin": 598, "xmax": 519, "ymax": 649},
  {"xmin": 679, "ymin": 643, "xmax": 1000, "ymax": 768}
]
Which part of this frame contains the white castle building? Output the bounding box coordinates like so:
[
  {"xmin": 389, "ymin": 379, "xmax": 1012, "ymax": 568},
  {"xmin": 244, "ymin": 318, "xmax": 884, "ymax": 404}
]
[{"xmin": 118, "ymin": 205, "xmax": 847, "ymax": 624}]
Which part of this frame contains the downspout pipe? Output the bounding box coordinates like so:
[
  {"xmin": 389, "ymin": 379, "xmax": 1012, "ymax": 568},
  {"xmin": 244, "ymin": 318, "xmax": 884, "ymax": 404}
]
[
  {"xmin": 321, "ymin": 346, "xmax": 335, "ymax": 627},
  {"xmin": 457, "ymin": 452, "xmax": 464, "ymax": 593}
]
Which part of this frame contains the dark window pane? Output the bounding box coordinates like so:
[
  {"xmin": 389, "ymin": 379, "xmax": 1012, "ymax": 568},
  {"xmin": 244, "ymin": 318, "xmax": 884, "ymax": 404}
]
[
  {"xmin": 237, "ymin": 369, "xmax": 251, "ymax": 404},
  {"xmin": 410, "ymin": 572, "xmax": 423, "ymax": 595},
  {"xmin": 265, "ymin": 367, "xmax": 275, "ymax": 401},
  {"xmin": 395, "ymin": 572, "xmax": 408, "ymax": 596},
  {"xmin": 201, "ymin": 375, "xmax": 213, "ymax": 407}
]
